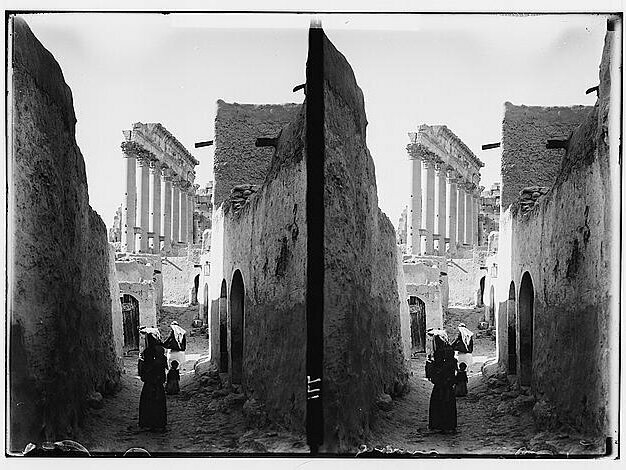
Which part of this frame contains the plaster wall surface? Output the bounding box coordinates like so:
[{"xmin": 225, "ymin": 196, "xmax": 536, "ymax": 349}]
[
  {"xmin": 119, "ymin": 282, "xmax": 158, "ymax": 332},
  {"xmin": 499, "ymin": 30, "xmax": 618, "ymax": 437},
  {"xmin": 322, "ymin": 34, "xmax": 409, "ymax": 451},
  {"xmin": 9, "ymin": 18, "xmax": 121, "ymax": 451},
  {"xmin": 213, "ymin": 100, "xmax": 301, "ymax": 208},
  {"xmin": 447, "ymin": 254, "xmax": 487, "ymax": 307},
  {"xmin": 161, "ymin": 255, "xmax": 201, "ymax": 305},
  {"xmin": 108, "ymin": 245, "xmax": 124, "ymax": 370},
  {"xmin": 402, "ymin": 263, "xmax": 444, "ymax": 330},
  {"xmin": 501, "ymin": 102, "xmax": 592, "ymax": 210},
  {"xmin": 210, "ymin": 107, "xmax": 308, "ymax": 432}
]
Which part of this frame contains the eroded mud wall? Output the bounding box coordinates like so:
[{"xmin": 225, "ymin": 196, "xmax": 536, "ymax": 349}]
[
  {"xmin": 509, "ymin": 29, "xmax": 617, "ymax": 436},
  {"xmin": 213, "ymin": 100, "xmax": 301, "ymax": 208},
  {"xmin": 321, "ymin": 33, "xmax": 409, "ymax": 451},
  {"xmin": 9, "ymin": 17, "xmax": 121, "ymax": 451},
  {"xmin": 212, "ymin": 109, "xmax": 308, "ymax": 431},
  {"xmin": 501, "ymin": 103, "xmax": 593, "ymax": 210}
]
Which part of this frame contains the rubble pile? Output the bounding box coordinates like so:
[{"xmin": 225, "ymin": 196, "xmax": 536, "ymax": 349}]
[
  {"xmin": 228, "ymin": 184, "xmax": 260, "ymax": 213},
  {"xmin": 518, "ymin": 186, "xmax": 550, "ymax": 213}
]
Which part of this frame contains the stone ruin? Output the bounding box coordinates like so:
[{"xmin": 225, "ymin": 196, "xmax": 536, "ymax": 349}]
[{"xmin": 8, "ymin": 17, "xmax": 123, "ymax": 452}]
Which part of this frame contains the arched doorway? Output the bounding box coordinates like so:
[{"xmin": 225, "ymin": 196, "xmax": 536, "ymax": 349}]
[
  {"xmin": 408, "ymin": 296, "xmax": 426, "ymax": 353},
  {"xmin": 489, "ymin": 285, "xmax": 495, "ymax": 325},
  {"xmin": 203, "ymin": 284, "xmax": 209, "ymax": 326},
  {"xmin": 478, "ymin": 276, "xmax": 486, "ymax": 307},
  {"xmin": 519, "ymin": 272, "xmax": 534, "ymax": 386},
  {"xmin": 507, "ymin": 281, "xmax": 517, "ymax": 374},
  {"xmin": 219, "ymin": 280, "xmax": 228, "ymax": 372},
  {"xmin": 191, "ymin": 274, "xmax": 200, "ymax": 305},
  {"xmin": 120, "ymin": 294, "xmax": 140, "ymax": 353},
  {"xmin": 230, "ymin": 270, "xmax": 245, "ymax": 385}
]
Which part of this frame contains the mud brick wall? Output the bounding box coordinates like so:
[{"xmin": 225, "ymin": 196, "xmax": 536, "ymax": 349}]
[
  {"xmin": 161, "ymin": 255, "xmax": 200, "ymax": 305},
  {"xmin": 501, "ymin": 103, "xmax": 593, "ymax": 210},
  {"xmin": 322, "ymin": 33, "xmax": 409, "ymax": 452},
  {"xmin": 209, "ymin": 107, "xmax": 308, "ymax": 432},
  {"xmin": 9, "ymin": 18, "xmax": 121, "ymax": 451},
  {"xmin": 508, "ymin": 30, "xmax": 617, "ymax": 436},
  {"xmin": 213, "ymin": 100, "xmax": 301, "ymax": 208}
]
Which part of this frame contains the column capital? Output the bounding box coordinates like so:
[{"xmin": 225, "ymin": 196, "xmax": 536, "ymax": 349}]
[
  {"xmin": 137, "ymin": 154, "xmax": 152, "ymax": 167},
  {"xmin": 171, "ymin": 177, "xmax": 182, "ymax": 188},
  {"xmin": 161, "ymin": 167, "xmax": 173, "ymax": 180}
]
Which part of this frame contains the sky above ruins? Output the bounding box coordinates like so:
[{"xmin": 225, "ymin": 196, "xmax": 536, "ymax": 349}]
[{"xmin": 22, "ymin": 13, "xmax": 607, "ymax": 227}]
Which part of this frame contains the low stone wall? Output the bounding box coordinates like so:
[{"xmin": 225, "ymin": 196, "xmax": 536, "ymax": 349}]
[
  {"xmin": 9, "ymin": 18, "xmax": 121, "ymax": 451},
  {"xmin": 447, "ymin": 254, "xmax": 487, "ymax": 308}
]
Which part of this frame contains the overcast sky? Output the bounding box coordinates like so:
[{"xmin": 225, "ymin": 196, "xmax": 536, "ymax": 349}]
[{"xmin": 21, "ymin": 13, "xmax": 607, "ymax": 227}]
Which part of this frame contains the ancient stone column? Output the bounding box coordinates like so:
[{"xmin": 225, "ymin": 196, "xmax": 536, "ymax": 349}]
[
  {"xmin": 136, "ymin": 156, "xmax": 151, "ymax": 252},
  {"xmin": 464, "ymin": 183, "xmax": 473, "ymax": 246},
  {"xmin": 434, "ymin": 164, "xmax": 447, "ymax": 255},
  {"xmin": 121, "ymin": 149, "xmax": 136, "ymax": 253},
  {"xmin": 149, "ymin": 161, "xmax": 162, "ymax": 252},
  {"xmin": 171, "ymin": 178, "xmax": 181, "ymax": 245},
  {"xmin": 445, "ymin": 169, "xmax": 457, "ymax": 255},
  {"xmin": 187, "ymin": 189, "xmax": 195, "ymax": 244},
  {"xmin": 406, "ymin": 144, "xmax": 422, "ymax": 255},
  {"xmin": 161, "ymin": 167, "xmax": 172, "ymax": 252},
  {"xmin": 474, "ymin": 190, "xmax": 482, "ymax": 246},
  {"xmin": 179, "ymin": 182, "xmax": 188, "ymax": 244},
  {"xmin": 456, "ymin": 179, "xmax": 466, "ymax": 247},
  {"xmin": 421, "ymin": 158, "xmax": 435, "ymax": 255}
]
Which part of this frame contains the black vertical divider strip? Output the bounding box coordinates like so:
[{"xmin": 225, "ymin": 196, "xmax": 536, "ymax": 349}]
[{"xmin": 305, "ymin": 25, "xmax": 324, "ymax": 453}]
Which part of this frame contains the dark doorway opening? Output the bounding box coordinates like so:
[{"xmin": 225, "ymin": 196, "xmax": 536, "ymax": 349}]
[
  {"xmin": 488, "ymin": 285, "xmax": 495, "ymax": 325},
  {"xmin": 478, "ymin": 276, "xmax": 486, "ymax": 307},
  {"xmin": 408, "ymin": 296, "xmax": 427, "ymax": 353},
  {"xmin": 120, "ymin": 294, "xmax": 140, "ymax": 353},
  {"xmin": 219, "ymin": 280, "xmax": 228, "ymax": 373},
  {"xmin": 519, "ymin": 272, "xmax": 534, "ymax": 386},
  {"xmin": 230, "ymin": 271, "xmax": 244, "ymax": 384},
  {"xmin": 203, "ymin": 284, "xmax": 209, "ymax": 326},
  {"xmin": 507, "ymin": 281, "xmax": 517, "ymax": 374},
  {"xmin": 191, "ymin": 274, "xmax": 200, "ymax": 305}
]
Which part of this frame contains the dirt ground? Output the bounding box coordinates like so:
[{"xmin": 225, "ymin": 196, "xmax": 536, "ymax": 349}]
[
  {"xmin": 72, "ymin": 306, "xmax": 606, "ymax": 457},
  {"xmin": 364, "ymin": 308, "xmax": 607, "ymax": 456}
]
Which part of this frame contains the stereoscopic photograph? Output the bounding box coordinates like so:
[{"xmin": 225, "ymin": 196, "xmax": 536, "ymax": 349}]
[{"xmin": 5, "ymin": 7, "xmax": 621, "ymax": 460}]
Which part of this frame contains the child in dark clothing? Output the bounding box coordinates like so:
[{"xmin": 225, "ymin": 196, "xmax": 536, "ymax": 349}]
[
  {"xmin": 455, "ymin": 362, "xmax": 468, "ymax": 397},
  {"xmin": 165, "ymin": 360, "xmax": 180, "ymax": 395}
]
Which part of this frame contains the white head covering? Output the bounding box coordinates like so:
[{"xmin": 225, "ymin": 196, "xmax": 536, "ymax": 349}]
[
  {"xmin": 458, "ymin": 324, "xmax": 473, "ymax": 350},
  {"xmin": 170, "ymin": 321, "xmax": 186, "ymax": 345}
]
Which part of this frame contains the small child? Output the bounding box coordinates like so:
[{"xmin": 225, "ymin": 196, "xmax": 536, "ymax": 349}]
[
  {"xmin": 455, "ymin": 362, "xmax": 468, "ymax": 397},
  {"xmin": 165, "ymin": 360, "xmax": 180, "ymax": 395}
]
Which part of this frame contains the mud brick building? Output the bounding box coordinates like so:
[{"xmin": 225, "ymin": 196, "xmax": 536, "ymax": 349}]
[
  {"xmin": 205, "ymin": 27, "xmax": 410, "ymax": 452},
  {"xmin": 489, "ymin": 27, "xmax": 619, "ymax": 442}
]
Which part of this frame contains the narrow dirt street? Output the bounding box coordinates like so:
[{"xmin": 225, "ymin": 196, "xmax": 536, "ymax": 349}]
[
  {"xmin": 73, "ymin": 305, "xmax": 306, "ymax": 455},
  {"xmin": 73, "ymin": 306, "xmax": 605, "ymax": 456},
  {"xmin": 365, "ymin": 307, "xmax": 607, "ymax": 456}
]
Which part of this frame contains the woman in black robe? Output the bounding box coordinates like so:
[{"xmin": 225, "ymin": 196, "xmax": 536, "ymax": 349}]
[
  {"xmin": 138, "ymin": 328, "xmax": 168, "ymax": 431},
  {"xmin": 428, "ymin": 345, "xmax": 458, "ymax": 433}
]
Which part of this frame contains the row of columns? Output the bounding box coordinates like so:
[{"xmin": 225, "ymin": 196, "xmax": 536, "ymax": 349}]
[
  {"xmin": 121, "ymin": 152, "xmax": 195, "ymax": 253},
  {"xmin": 407, "ymin": 149, "xmax": 480, "ymax": 256}
]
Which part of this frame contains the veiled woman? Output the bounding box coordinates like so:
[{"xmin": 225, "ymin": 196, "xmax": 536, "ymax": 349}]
[
  {"xmin": 428, "ymin": 344, "xmax": 458, "ymax": 433},
  {"xmin": 451, "ymin": 323, "xmax": 474, "ymax": 370},
  {"xmin": 163, "ymin": 321, "xmax": 187, "ymax": 369},
  {"xmin": 138, "ymin": 327, "xmax": 167, "ymax": 431}
]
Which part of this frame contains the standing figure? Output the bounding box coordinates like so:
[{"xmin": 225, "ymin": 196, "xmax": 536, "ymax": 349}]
[
  {"xmin": 165, "ymin": 360, "xmax": 180, "ymax": 395},
  {"xmin": 163, "ymin": 321, "xmax": 187, "ymax": 369},
  {"xmin": 455, "ymin": 362, "xmax": 468, "ymax": 397},
  {"xmin": 428, "ymin": 345, "xmax": 458, "ymax": 433},
  {"xmin": 138, "ymin": 327, "xmax": 167, "ymax": 431},
  {"xmin": 451, "ymin": 323, "xmax": 474, "ymax": 370}
]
